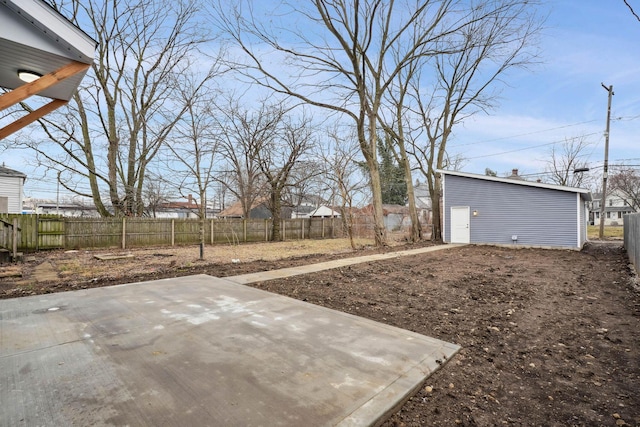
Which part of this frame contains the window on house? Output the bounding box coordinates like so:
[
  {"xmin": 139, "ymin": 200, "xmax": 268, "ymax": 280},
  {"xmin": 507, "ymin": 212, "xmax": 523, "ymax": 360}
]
[
  {"xmin": 595, "ymin": 212, "xmax": 599, "ymax": 219},
  {"xmin": 606, "ymin": 212, "xmax": 611, "ymax": 219},
  {"xmin": 618, "ymin": 212, "xmax": 622, "ymax": 219},
  {"xmin": 609, "ymin": 199, "xmax": 614, "ymax": 206}
]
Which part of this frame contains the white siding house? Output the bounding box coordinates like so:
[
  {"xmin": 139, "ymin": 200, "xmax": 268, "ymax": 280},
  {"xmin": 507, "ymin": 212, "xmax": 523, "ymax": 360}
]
[
  {"xmin": 440, "ymin": 170, "xmax": 592, "ymax": 249},
  {"xmin": 590, "ymin": 190, "xmax": 636, "ymax": 226},
  {"xmin": 0, "ymin": 166, "xmax": 26, "ymax": 214}
]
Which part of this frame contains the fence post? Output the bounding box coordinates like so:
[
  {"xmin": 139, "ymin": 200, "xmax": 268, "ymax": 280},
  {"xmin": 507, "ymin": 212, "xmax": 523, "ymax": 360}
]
[
  {"xmin": 265, "ymin": 220, "xmax": 268, "ymax": 242},
  {"xmin": 12, "ymin": 218, "xmax": 18, "ymax": 259},
  {"xmin": 211, "ymin": 219, "xmax": 214, "ymax": 244},
  {"xmin": 282, "ymin": 220, "xmax": 286, "ymax": 241},
  {"xmin": 171, "ymin": 219, "xmax": 175, "ymax": 246},
  {"xmin": 243, "ymin": 219, "xmax": 247, "ymax": 242},
  {"xmin": 301, "ymin": 219, "xmax": 305, "ymax": 239},
  {"xmin": 35, "ymin": 214, "xmax": 39, "ymax": 251},
  {"xmin": 122, "ymin": 217, "xmax": 126, "ymax": 249},
  {"xmin": 331, "ymin": 215, "xmax": 335, "ymax": 238}
]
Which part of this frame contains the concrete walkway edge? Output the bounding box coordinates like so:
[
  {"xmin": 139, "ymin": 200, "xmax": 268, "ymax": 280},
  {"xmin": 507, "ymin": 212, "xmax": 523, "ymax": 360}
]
[{"xmin": 227, "ymin": 244, "xmax": 466, "ymax": 285}]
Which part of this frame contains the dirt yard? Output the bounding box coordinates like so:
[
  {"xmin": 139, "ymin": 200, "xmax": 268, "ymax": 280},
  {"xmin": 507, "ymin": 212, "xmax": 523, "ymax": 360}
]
[{"xmin": 1, "ymin": 239, "xmax": 638, "ymax": 426}]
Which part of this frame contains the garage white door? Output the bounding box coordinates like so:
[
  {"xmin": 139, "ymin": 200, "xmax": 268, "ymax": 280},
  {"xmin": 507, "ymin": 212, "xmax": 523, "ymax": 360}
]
[{"xmin": 451, "ymin": 206, "xmax": 470, "ymax": 243}]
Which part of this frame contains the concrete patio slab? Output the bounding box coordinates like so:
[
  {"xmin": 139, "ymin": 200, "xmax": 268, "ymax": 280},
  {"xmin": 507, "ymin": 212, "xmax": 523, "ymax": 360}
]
[{"xmin": 1, "ymin": 274, "xmax": 459, "ymax": 426}]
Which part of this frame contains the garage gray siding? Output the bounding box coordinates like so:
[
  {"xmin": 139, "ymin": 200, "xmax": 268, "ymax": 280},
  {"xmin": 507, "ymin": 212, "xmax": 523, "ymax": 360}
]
[{"xmin": 443, "ymin": 174, "xmax": 578, "ymax": 248}]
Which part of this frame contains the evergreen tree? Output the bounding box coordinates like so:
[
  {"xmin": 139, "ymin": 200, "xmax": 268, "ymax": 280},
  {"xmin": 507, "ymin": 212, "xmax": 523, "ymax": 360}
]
[
  {"xmin": 357, "ymin": 133, "xmax": 408, "ymax": 205},
  {"xmin": 378, "ymin": 134, "xmax": 407, "ymax": 204}
]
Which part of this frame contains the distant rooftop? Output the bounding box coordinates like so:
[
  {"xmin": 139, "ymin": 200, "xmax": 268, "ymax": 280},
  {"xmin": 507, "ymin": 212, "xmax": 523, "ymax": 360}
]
[{"xmin": 0, "ymin": 165, "xmax": 26, "ymax": 179}]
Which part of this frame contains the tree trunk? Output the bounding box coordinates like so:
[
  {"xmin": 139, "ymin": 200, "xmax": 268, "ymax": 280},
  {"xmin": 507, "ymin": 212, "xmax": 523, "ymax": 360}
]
[
  {"xmin": 107, "ymin": 107, "xmax": 121, "ymax": 216},
  {"xmin": 270, "ymin": 191, "xmax": 282, "ymax": 241},
  {"xmin": 365, "ymin": 112, "xmax": 387, "ymax": 247},
  {"xmin": 405, "ymin": 175, "xmax": 421, "ymax": 242},
  {"xmin": 74, "ymin": 93, "xmax": 112, "ymax": 217},
  {"xmin": 369, "ymin": 163, "xmax": 387, "ymax": 246},
  {"xmin": 338, "ymin": 205, "xmax": 356, "ymax": 250},
  {"xmin": 199, "ymin": 192, "xmax": 206, "ymax": 259},
  {"xmin": 399, "ymin": 142, "xmax": 421, "ymax": 242}
]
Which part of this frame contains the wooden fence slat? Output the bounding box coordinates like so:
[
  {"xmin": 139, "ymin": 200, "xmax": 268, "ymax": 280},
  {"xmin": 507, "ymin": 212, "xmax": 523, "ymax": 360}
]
[{"xmin": 0, "ymin": 216, "xmax": 347, "ymax": 251}]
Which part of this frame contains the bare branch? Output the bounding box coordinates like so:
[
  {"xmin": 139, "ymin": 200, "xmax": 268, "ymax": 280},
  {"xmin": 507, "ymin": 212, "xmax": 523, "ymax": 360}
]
[{"xmin": 624, "ymin": 0, "xmax": 640, "ymax": 22}]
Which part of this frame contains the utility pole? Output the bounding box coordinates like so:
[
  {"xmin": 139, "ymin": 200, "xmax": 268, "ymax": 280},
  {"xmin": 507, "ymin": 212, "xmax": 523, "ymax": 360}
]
[
  {"xmin": 56, "ymin": 170, "xmax": 61, "ymax": 215},
  {"xmin": 598, "ymin": 83, "xmax": 614, "ymax": 239}
]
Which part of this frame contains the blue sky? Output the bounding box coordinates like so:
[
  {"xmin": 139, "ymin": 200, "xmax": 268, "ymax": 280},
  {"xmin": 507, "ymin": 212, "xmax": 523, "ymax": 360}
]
[
  {"xmin": 3, "ymin": 0, "xmax": 640, "ymax": 199},
  {"xmin": 451, "ymin": 0, "xmax": 640, "ymax": 180}
]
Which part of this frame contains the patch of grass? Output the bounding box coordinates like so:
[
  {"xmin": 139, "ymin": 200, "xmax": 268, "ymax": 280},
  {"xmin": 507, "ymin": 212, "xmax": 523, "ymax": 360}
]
[
  {"xmin": 58, "ymin": 260, "xmax": 82, "ymax": 274},
  {"xmin": 587, "ymin": 225, "xmax": 624, "ymax": 239},
  {"xmin": 57, "ymin": 259, "xmax": 103, "ymax": 279}
]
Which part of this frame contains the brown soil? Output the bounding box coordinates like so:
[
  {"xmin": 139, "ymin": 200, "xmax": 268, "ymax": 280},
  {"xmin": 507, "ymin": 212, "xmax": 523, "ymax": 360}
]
[{"xmin": 1, "ymin": 240, "xmax": 638, "ymax": 426}]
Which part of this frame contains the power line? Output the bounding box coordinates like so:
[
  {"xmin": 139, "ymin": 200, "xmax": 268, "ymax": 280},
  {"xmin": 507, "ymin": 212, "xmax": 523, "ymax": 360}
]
[
  {"xmin": 450, "ymin": 119, "xmax": 600, "ymax": 148},
  {"xmin": 613, "ymin": 114, "xmax": 640, "ymax": 122},
  {"xmin": 464, "ymin": 132, "xmax": 601, "ymax": 160}
]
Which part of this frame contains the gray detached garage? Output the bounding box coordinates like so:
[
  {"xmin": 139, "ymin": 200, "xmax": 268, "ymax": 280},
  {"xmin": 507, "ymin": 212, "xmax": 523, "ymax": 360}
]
[{"xmin": 439, "ymin": 170, "xmax": 592, "ymax": 250}]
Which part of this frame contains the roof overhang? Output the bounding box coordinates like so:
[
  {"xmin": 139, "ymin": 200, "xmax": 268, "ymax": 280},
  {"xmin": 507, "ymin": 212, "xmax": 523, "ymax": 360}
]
[
  {"xmin": 438, "ymin": 169, "xmax": 593, "ymax": 202},
  {"xmin": 0, "ymin": 0, "xmax": 96, "ymax": 139}
]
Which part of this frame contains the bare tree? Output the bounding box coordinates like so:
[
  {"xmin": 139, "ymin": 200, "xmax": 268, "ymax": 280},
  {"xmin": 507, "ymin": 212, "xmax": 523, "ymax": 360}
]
[
  {"xmin": 400, "ymin": 0, "xmax": 542, "ymax": 241},
  {"xmin": 256, "ymin": 112, "xmax": 315, "ymax": 241},
  {"xmin": 213, "ymin": 0, "xmax": 464, "ymax": 246},
  {"xmin": 13, "ymin": 0, "xmax": 217, "ymax": 216},
  {"xmin": 163, "ymin": 80, "xmax": 221, "ymax": 220},
  {"xmin": 544, "ymin": 136, "xmax": 592, "ymax": 187},
  {"xmin": 284, "ymin": 160, "xmax": 325, "ymax": 214},
  {"xmin": 318, "ymin": 127, "xmax": 369, "ymax": 249},
  {"xmin": 610, "ymin": 168, "xmax": 640, "ymax": 210},
  {"xmin": 142, "ymin": 176, "xmax": 172, "ymax": 218},
  {"xmin": 212, "ymin": 96, "xmax": 281, "ymax": 219},
  {"xmin": 380, "ymin": 60, "xmax": 422, "ymax": 242},
  {"xmin": 162, "ymin": 79, "xmax": 224, "ymax": 258}
]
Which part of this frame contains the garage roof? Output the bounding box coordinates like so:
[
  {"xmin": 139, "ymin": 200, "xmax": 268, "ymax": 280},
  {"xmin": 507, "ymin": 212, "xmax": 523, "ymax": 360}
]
[{"xmin": 438, "ymin": 169, "xmax": 593, "ymax": 201}]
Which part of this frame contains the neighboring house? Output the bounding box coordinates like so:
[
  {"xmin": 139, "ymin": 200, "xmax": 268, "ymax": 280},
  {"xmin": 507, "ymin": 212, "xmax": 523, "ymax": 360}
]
[
  {"xmin": 291, "ymin": 203, "xmax": 317, "ymax": 219},
  {"xmin": 413, "ymin": 181, "xmax": 434, "ymax": 227},
  {"xmin": 292, "ymin": 204, "xmax": 340, "ymax": 218},
  {"xmin": 381, "ymin": 204, "xmax": 409, "ymax": 231},
  {"xmin": 36, "ymin": 202, "xmax": 100, "ymax": 217},
  {"xmin": 0, "ymin": 166, "xmax": 26, "ymax": 214},
  {"xmin": 355, "ymin": 204, "xmax": 409, "ymax": 232},
  {"xmin": 218, "ymin": 196, "xmax": 305, "ymax": 220},
  {"xmin": 590, "ymin": 190, "xmax": 637, "ymax": 226},
  {"xmin": 218, "ymin": 198, "xmax": 273, "ymax": 219},
  {"xmin": 308, "ymin": 206, "xmax": 340, "ymax": 218},
  {"xmin": 439, "ymin": 169, "xmax": 592, "ymax": 249},
  {"xmin": 351, "ymin": 181, "xmax": 435, "ymax": 234},
  {"xmin": 151, "ymin": 195, "xmax": 205, "ymax": 219}
]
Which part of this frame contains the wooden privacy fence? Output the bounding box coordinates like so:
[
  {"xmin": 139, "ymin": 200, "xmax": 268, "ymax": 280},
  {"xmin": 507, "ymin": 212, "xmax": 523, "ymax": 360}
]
[
  {"xmin": 0, "ymin": 214, "xmax": 61, "ymax": 251},
  {"xmin": 624, "ymin": 213, "xmax": 640, "ymax": 275},
  {"xmin": 0, "ymin": 218, "xmax": 20, "ymax": 260},
  {"xmin": 0, "ymin": 214, "xmax": 345, "ymax": 251}
]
